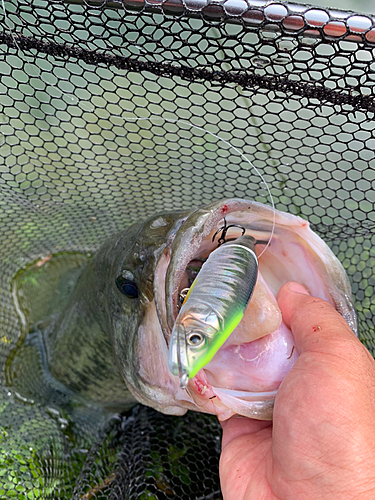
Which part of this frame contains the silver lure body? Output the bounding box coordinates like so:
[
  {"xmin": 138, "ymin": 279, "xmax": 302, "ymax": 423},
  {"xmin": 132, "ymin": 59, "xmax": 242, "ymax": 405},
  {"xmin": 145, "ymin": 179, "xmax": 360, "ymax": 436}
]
[{"xmin": 168, "ymin": 234, "xmax": 258, "ymax": 387}]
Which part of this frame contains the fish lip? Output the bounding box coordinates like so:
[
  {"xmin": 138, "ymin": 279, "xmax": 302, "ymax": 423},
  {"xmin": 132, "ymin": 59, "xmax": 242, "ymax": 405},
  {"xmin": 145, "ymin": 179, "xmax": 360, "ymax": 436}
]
[
  {"xmin": 153, "ymin": 215, "xmax": 188, "ymax": 346},
  {"xmin": 182, "ymin": 369, "xmax": 277, "ymax": 421}
]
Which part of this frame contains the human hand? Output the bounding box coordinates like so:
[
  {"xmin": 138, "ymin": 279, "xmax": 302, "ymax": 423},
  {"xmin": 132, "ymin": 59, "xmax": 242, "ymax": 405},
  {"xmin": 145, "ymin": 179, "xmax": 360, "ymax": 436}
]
[{"xmin": 220, "ymin": 281, "xmax": 375, "ymax": 500}]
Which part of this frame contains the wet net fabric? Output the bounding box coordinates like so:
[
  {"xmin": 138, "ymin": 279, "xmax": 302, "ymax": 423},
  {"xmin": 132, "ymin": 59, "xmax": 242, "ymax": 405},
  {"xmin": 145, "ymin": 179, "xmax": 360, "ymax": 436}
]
[{"xmin": 0, "ymin": 0, "xmax": 375, "ymax": 498}]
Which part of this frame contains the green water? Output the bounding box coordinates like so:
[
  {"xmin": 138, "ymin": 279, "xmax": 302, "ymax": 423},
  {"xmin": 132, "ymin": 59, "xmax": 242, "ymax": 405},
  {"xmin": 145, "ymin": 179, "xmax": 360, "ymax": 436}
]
[
  {"xmin": 12, "ymin": 252, "xmax": 90, "ymax": 332},
  {"xmin": 7, "ymin": 251, "xmax": 94, "ymax": 404}
]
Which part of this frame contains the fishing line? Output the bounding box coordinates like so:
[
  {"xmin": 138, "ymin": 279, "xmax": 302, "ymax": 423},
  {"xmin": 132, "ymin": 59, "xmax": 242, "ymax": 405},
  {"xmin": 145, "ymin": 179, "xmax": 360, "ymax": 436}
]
[
  {"xmin": 119, "ymin": 115, "xmax": 276, "ymax": 257},
  {"xmin": 0, "ymin": 2, "xmax": 276, "ymax": 252},
  {"xmin": 1, "ymin": 0, "xmax": 19, "ymax": 51},
  {"xmin": 0, "ymin": 1, "xmax": 84, "ymax": 105}
]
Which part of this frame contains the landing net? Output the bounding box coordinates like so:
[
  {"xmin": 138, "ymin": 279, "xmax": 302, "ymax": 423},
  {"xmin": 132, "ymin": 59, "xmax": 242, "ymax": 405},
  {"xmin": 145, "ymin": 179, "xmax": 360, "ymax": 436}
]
[{"xmin": 0, "ymin": 1, "xmax": 374, "ymax": 498}]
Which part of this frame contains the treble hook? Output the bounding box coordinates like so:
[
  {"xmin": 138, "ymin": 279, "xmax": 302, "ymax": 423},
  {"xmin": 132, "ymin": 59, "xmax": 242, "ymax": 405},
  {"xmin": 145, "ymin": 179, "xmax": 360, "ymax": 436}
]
[{"xmin": 212, "ymin": 218, "xmax": 246, "ymax": 246}]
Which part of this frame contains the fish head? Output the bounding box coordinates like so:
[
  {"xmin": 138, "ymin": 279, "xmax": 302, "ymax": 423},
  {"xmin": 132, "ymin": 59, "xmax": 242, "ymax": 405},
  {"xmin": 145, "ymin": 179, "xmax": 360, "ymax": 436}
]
[
  {"xmin": 107, "ymin": 199, "xmax": 357, "ymax": 421},
  {"xmin": 95, "ymin": 211, "xmax": 194, "ymax": 415}
]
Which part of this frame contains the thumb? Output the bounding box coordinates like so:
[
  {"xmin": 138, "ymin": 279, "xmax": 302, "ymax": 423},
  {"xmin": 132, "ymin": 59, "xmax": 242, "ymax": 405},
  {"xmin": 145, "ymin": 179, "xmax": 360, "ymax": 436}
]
[{"xmin": 277, "ymin": 281, "xmax": 362, "ymax": 358}]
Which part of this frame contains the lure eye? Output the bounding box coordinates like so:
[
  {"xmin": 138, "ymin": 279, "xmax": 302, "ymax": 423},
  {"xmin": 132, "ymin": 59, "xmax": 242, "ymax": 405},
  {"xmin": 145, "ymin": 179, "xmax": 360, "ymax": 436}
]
[
  {"xmin": 115, "ymin": 277, "xmax": 139, "ymax": 298},
  {"xmin": 187, "ymin": 333, "xmax": 204, "ymax": 346}
]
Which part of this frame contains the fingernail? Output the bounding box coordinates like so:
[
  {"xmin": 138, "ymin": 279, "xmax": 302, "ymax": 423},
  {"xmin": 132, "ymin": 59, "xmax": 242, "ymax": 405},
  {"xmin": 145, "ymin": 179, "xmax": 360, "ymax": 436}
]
[{"xmin": 287, "ymin": 281, "xmax": 310, "ymax": 295}]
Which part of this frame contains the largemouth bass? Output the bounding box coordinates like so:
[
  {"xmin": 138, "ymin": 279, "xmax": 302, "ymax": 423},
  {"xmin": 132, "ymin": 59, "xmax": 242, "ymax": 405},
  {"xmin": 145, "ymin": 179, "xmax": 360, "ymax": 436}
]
[{"xmin": 10, "ymin": 199, "xmax": 357, "ymax": 422}]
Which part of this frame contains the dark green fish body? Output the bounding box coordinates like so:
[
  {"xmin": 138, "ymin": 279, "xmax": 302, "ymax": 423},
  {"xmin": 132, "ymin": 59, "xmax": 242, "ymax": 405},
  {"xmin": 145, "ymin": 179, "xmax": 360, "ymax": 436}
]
[{"xmin": 10, "ymin": 211, "xmax": 188, "ymax": 414}]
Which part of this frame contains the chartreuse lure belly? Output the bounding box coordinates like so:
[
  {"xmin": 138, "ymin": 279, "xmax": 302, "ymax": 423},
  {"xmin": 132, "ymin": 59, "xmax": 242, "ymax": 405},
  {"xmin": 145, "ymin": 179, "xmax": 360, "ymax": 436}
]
[{"xmin": 168, "ymin": 234, "xmax": 258, "ymax": 388}]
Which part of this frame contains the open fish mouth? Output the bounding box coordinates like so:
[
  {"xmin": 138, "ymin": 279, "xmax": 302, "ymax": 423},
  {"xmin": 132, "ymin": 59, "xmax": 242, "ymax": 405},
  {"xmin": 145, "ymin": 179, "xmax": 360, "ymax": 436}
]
[{"xmin": 154, "ymin": 199, "xmax": 357, "ymax": 421}]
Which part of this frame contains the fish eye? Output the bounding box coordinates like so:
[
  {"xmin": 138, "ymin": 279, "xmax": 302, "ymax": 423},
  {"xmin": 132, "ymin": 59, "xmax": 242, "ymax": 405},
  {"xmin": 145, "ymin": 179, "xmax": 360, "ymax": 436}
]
[
  {"xmin": 187, "ymin": 333, "xmax": 204, "ymax": 346},
  {"xmin": 115, "ymin": 276, "xmax": 139, "ymax": 299}
]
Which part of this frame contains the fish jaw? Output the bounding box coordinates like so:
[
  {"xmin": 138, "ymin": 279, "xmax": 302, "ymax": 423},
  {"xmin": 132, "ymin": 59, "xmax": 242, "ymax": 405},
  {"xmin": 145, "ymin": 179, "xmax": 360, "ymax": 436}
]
[
  {"xmin": 147, "ymin": 198, "xmax": 357, "ymax": 421},
  {"xmin": 131, "ymin": 299, "xmax": 201, "ymax": 416}
]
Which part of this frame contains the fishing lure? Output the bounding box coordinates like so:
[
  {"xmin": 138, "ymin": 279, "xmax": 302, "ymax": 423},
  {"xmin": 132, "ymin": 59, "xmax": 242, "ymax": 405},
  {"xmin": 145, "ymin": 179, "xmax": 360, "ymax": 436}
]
[{"xmin": 168, "ymin": 233, "xmax": 258, "ymax": 389}]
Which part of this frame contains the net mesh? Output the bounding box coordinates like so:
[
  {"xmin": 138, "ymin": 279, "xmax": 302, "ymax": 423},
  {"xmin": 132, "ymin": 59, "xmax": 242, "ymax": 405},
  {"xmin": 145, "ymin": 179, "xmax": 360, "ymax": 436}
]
[{"xmin": 0, "ymin": 0, "xmax": 375, "ymax": 498}]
